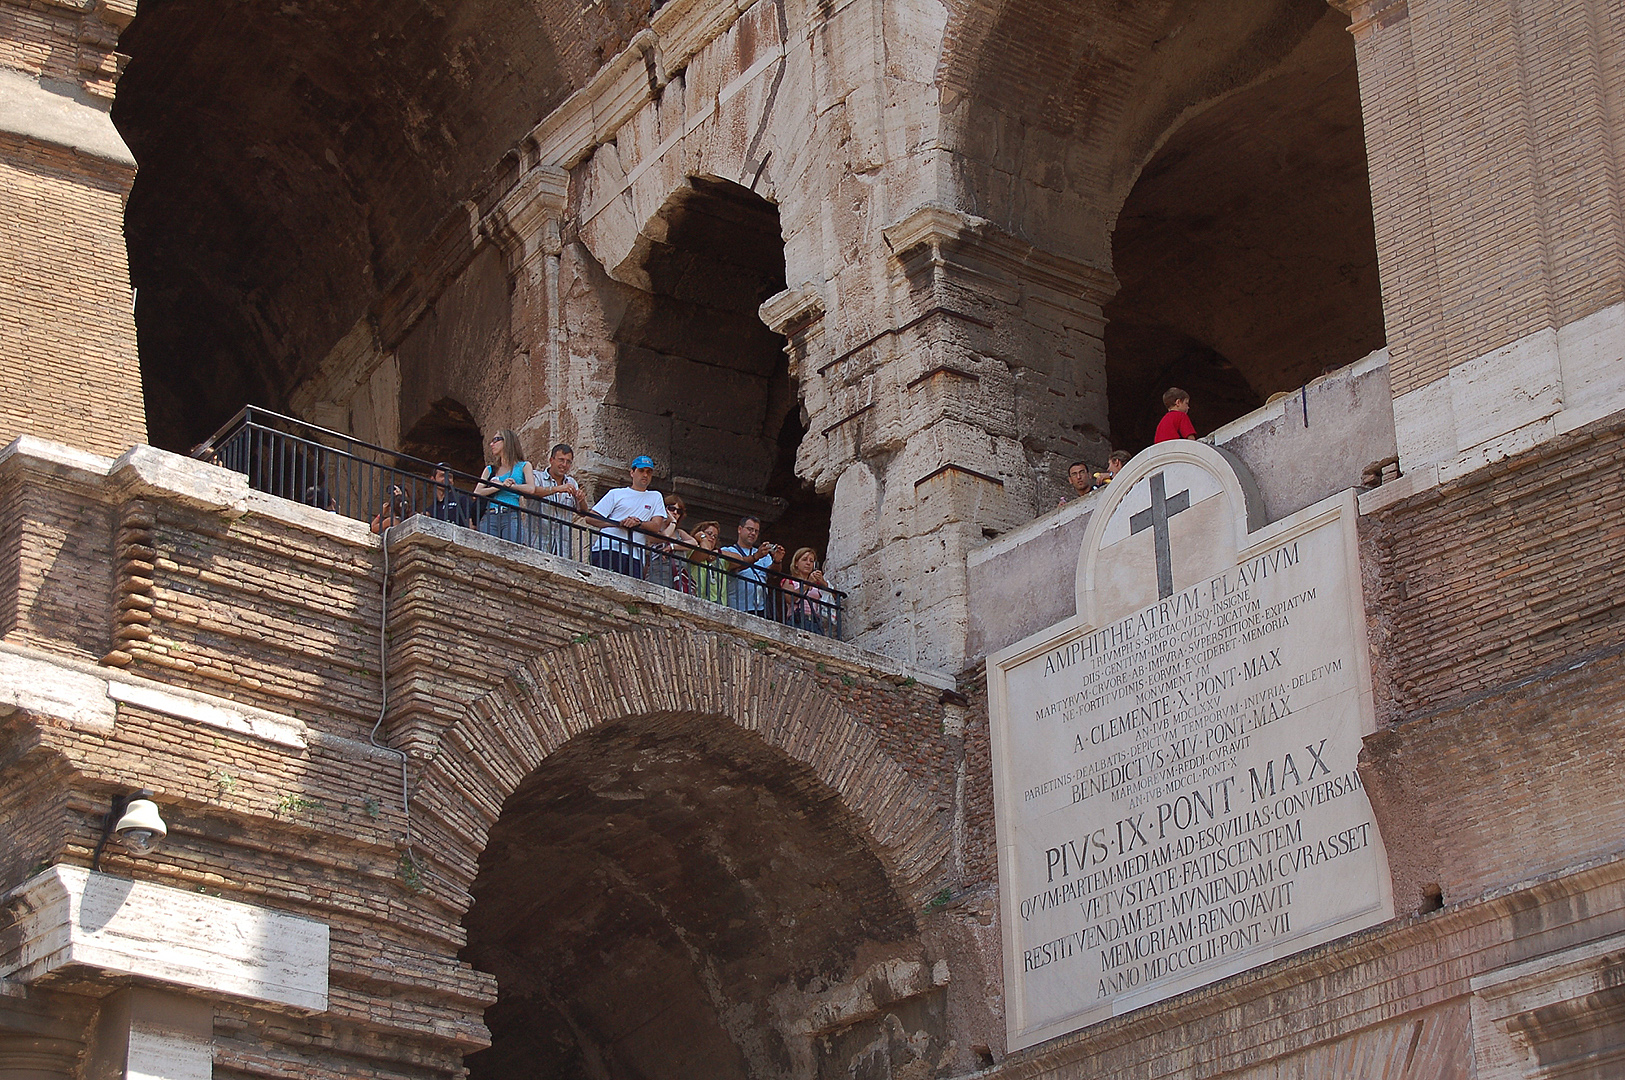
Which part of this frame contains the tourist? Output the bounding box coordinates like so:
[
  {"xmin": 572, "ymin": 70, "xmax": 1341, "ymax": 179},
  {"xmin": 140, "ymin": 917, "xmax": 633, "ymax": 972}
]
[
  {"xmin": 371, "ymin": 484, "xmax": 412, "ymax": 534},
  {"xmin": 425, "ymin": 464, "xmax": 471, "ymax": 527},
  {"xmin": 1154, "ymin": 388, "xmax": 1197, "ymax": 443},
  {"xmin": 686, "ymin": 520, "xmax": 728, "ymax": 604},
  {"xmin": 587, "ymin": 455, "xmax": 666, "ymax": 578},
  {"xmin": 1092, "ymin": 449, "xmax": 1130, "ymax": 488},
  {"xmin": 722, "ymin": 516, "xmax": 781, "ymax": 617},
  {"xmin": 1059, "ymin": 461, "xmax": 1093, "ymax": 507},
  {"xmin": 780, "ymin": 547, "xmax": 831, "ymax": 633},
  {"xmin": 533, "ymin": 443, "xmax": 584, "ymax": 557},
  {"xmin": 648, "ymin": 495, "xmax": 696, "ymax": 592},
  {"xmin": 474, "ymin": 429, "xmax": 537, "ymax": 544},
  {"xmin": 301, "ymin": 467, "xmax": 336, "ymax": 511}
]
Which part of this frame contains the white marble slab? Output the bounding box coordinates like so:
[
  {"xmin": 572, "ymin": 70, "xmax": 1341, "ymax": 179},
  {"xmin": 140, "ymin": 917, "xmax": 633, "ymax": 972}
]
[
  {"xmin": 989, "ymin": 441, "xmax": 1393, "ymax": 1051},
  {"xmin": 1, "ymin": 866, "xmax": 328, "ymax": 1013}
]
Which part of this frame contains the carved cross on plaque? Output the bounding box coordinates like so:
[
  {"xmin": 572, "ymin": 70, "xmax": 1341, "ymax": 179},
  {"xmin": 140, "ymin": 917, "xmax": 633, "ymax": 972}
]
[{"xmin": 1129, "ymin": 472, "xmax": 1192, "ymax": 599}]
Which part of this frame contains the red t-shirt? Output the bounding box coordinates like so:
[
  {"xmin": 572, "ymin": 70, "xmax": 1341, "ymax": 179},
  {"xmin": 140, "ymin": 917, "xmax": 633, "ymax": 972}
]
[{"xmin": 1154, "ymin": 409, "xmax": 1196, "ymax": 442}]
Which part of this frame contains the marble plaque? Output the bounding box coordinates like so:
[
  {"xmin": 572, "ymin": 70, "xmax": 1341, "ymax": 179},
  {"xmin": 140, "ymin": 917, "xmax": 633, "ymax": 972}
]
[{"xmin": 988, "ymin": 441, "xmax": 1393, "ymax": 1050}]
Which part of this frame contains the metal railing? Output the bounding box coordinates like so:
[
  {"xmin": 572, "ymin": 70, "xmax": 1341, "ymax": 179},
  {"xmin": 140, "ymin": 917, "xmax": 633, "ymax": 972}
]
[{"xmin": 197, "ymin": 407, "xmax": 846, "ymax": 638}]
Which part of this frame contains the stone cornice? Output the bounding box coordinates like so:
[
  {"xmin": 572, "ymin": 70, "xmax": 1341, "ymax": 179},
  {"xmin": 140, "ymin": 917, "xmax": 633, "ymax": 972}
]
[{"xmin": 759, "ymin": 284, "xmax": 826, "ymax": 335}]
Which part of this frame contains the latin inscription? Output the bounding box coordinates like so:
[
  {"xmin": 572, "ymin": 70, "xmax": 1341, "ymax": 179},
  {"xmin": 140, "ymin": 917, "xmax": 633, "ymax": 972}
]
[{"xmin": 997, "ymin": 511, "xmax": 1390, "ymax": 1044}]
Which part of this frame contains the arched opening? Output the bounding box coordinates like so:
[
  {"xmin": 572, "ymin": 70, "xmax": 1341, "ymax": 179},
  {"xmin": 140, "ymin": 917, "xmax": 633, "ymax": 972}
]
[
  {"xmin": 590, "ymin": 178, "xmax": 830, "ymax": 554},
  {"xmin": 460, "ymin": 713, "xmax": 943, "ymax": 1079},
  {"xmin": 400, "ymin": 397, "xmax": 483, "ymax": 476},
  {"xmin": 943, "ymin": 0, "xmax": 1386, "ymax": 456},
  {"xmin": 1103, "ymin": 11, "xmax": 1385, "ymax": 447},
  {"xmin": 112, "ymin": 0, "xmax": 655, "ymax": 452}
]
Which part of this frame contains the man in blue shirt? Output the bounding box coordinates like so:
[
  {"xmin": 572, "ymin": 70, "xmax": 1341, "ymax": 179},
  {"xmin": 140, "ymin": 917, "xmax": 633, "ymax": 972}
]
[{"xmin": 721, "ymin": 515, "xmax": 783, "ymax": 617}]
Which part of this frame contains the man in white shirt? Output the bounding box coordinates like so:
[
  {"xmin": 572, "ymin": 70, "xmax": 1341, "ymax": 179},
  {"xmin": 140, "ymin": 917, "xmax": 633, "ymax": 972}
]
[
  {"xmin": 588, "ymin": 455, "xmax": 667, "ymax": 578},
  {"xmin": 533, "ymin": 443, "xmax": 585, "ymax": 558}
]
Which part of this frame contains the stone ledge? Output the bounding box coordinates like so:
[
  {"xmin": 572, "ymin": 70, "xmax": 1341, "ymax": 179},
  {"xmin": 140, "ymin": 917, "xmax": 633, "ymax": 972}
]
[
  {"xmin": 388, "ymin": 516, "xmax": 958, "ymax": 690},
  {"xmin": 0, "ymin": 640, "xmax": 311, "ymax": 750},
  {"xmin": 1, "ymin": 866, "xmax": 329, "ymax": 1013},
  {"xmin": 0, "ymin": 69, "xmax": 135, "ymax": 167}
]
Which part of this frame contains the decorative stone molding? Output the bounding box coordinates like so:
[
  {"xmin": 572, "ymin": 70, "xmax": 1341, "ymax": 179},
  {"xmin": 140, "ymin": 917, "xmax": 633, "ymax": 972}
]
[
  {"xmin": 481, "ymin": 164, "xmax": 569, "ymax": 267},
  {"xmin": 1471, "ymin": 931, "xmax": 1625, "ymax": 1079},
  {"xmin": 882, "ymin": 205, "xmax": 988, "ymax": 261},
  {"xmin": 759, "ymin": 284, "xmax": 826, "ymax": 336}
]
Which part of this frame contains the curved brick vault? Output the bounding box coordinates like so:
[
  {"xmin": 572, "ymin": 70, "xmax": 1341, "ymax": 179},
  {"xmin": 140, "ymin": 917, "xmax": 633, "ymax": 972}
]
[{"xmin": 409, "ymin": 629, "xmax": 953, "ymax": 1076}]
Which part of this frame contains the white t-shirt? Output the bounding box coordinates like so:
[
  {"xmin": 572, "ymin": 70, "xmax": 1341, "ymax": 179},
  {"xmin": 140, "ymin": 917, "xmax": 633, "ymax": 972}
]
[{"xmin": 590, "ymin": 486, "xmax": 666, "ymax": 552}]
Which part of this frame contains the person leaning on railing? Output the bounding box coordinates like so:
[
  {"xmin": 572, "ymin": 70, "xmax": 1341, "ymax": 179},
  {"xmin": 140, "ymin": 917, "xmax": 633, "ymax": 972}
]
[
  {"xmin": 532, "ymin": 443, "xmax": 584, "ymax": 557},
  {"xmin": 426, "ymin": 464, "xmax": 472, "ymax": 527},
  {"xmin": 370, "ymin": 485, "xmax": 412, "ymax": 535},
  {"xmin": 473, "ymin": 429, "xmax": 538, "ymax": 544},
  {"xmin": 686, "ymin": 520, "xmax": 728, "ymax": 604},
  {"xmin": 585, "ymin": 455, "xmax": 667, "ymax": 578},
  {"xmin": 649, "ymin": 495, "xmax": 696, "ymax": 592},
  {"xmin": 721, "ymin": 515, "xmax": 782, "ymax": 617},
  {"xmin": 780, "ymin": 547, "xmax": 832, "ymax": 634}
]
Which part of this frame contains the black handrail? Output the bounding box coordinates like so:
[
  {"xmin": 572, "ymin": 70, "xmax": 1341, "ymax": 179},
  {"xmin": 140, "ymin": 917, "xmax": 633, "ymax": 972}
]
[{"xmin": 196, "ymin": 407, "xmax": 846, "ymax": 638}]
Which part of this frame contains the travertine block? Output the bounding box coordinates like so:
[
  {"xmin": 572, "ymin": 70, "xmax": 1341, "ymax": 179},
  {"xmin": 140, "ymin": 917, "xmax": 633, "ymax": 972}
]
[{"xmin": 2, "ymin": 866, "xmax": 329, "ymax": 1012}]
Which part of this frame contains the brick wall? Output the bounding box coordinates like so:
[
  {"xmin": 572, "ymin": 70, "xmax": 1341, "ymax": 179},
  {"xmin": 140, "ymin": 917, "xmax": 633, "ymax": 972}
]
[
  {"xmin": 1348, "ymin": 0, "xmax": 1625, "ymax": 393},
  {"xmin": 0, "ymin": 137, "xmax": 144, "ymax": 457},
  {"xmin": 1361, "ymin": 417, "xmax": 1625, "ymax": 722},
  {"xmin": 0, "ymin": 479, "xmax": 115, "ymax": 661},
  {"xmin": 0, "ymin": 447, "xmax": 978, "ymax": 1075}
]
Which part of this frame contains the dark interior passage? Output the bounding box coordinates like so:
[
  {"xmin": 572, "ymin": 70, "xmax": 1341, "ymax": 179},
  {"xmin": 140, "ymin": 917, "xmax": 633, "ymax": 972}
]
[
  {"xmin": 114, "ymin": 0, "xmax": 655, "ymax": 452},
  {"xmin": 1103, "ymin": 12, "xmax": 1386, "ymax": 448},
  {"xmin": 400, "ymin": 398, "xmax": 483, "ymax": 477},
  {"xmin": 461, "ymin": 714, "xmax": 926, "ymax": 1080},
  {"xmin": 595, "ymin": 177, "xmax": 829, "ymax": 554}
]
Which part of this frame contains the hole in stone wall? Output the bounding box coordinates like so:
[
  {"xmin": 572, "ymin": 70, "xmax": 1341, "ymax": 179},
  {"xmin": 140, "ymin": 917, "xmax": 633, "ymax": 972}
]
[
  {"xmin": 400, "ymin": 397, "xmax": 484, "ymax": 477},
  {"xmin": 461, "ymin": 714, "xmax": 927, "ymax": 1080},
  {"xmin": 592, "ymin": 178, "xmax": 830, "ymax": 553},
  {"xmin": 1103, "ymin": 12, "xmax": 1385, "ymax": 450},
  {"xmin": 1419, "ymin": 883, "xmax": 1444, "ymax": 914}
]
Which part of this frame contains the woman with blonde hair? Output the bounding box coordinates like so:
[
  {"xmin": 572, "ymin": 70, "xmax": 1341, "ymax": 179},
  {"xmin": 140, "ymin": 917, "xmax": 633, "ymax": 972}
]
[
  {"xmin": 685, "ymin": 520, "xmax": 727, "ymax": 604},
  {"xmin": 780, "ymin": 547, "xmax": 831, "ymax": 633},
  {"xmin": 473, "ymin": 429, "xmax": 537, "ymax": 544}
]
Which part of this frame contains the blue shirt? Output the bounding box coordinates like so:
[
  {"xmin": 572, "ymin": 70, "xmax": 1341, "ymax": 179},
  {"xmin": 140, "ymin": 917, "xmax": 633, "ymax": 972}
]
[{"xmin": 722, "ymin": 545, "xmax": 775, "ymax": 612}]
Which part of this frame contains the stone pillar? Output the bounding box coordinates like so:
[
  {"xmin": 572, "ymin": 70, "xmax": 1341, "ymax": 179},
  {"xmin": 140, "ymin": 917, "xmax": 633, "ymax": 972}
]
[
  {"xmin": 0, "ymin": 0, "xmax": 146, "ymax": 457},
  {"xmin": 773, "ymin": 206, "xmax": 1114, "ymax": 669},
  {"xmin": 483, "ymin": 163, "xmax": 570, "ymax": 439},
  {"xmin": 82, "ymin": 989, "xmax": 213, "ymax": 1080},
  {"xmin": 1335, "ymin": 0, "xmax": 1625, "ymax": 481}
]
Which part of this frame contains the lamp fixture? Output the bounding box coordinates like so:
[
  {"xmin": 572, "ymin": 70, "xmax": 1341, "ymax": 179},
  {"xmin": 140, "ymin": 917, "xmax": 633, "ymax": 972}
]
[{"xmin": 91, "ymin": 789, "xmax": 168, "ymax": 870}]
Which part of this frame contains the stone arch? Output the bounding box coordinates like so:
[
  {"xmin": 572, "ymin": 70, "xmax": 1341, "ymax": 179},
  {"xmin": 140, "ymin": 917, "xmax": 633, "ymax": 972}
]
[
  {"xmin": 940, "ymin": 0, "xmax": 1384, "ymax": 441},
  {"xmin": 410, "ymin": 629, "xmax": 950, "ymax": 1077},
  {"xmin": 579, "ymin": 176, "xmax": 829, "ymax": 547},
  {"xmin": 114, "ymin": 0, "xmax": 657, "ymax": 451},
  {"xmin": 412, "ymin": 627, "xmax": 946, "ymax": 903},
  {"xmin": 400, "ymin": 397, "xmax": 485, "ymax": 478}
]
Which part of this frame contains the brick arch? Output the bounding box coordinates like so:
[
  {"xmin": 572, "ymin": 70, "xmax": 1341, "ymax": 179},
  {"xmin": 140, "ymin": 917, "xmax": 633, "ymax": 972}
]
[{"xmin": 410, "ymin": 627, "xmax": 947, "ymax": 909}]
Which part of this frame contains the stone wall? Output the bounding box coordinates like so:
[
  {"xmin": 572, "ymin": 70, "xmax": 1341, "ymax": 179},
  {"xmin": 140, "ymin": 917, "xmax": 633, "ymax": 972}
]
[
  {"xmin": 0, "ymin": 439, "xmax": 996, "ymax": 1079},
  {"xmin": 965, "ymin": 352, "xmax": 1398, "ymax": 660}
]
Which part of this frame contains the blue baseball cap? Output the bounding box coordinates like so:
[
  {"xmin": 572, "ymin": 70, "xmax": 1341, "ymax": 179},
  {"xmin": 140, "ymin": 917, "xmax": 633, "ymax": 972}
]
[{"xmin": 630, "ymin": 455, "xmax": 655, "ymax": 469}]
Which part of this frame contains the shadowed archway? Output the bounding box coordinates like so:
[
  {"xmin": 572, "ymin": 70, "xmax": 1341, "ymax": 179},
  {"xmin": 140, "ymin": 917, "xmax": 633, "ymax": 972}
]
[
  {"xmin": 409, "ymin": 629, "xmax": 952, "ymax": 1077},
  {"xmin": 941, "ymin": 0, "xmax": 1385, "ymax": 448}
]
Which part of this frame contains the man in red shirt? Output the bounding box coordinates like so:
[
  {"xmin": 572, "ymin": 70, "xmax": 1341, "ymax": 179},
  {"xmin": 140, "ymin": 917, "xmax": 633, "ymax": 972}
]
[{"xmin": 1154, "ymin": 387, "xmax": 1197, "ymax": 442}]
